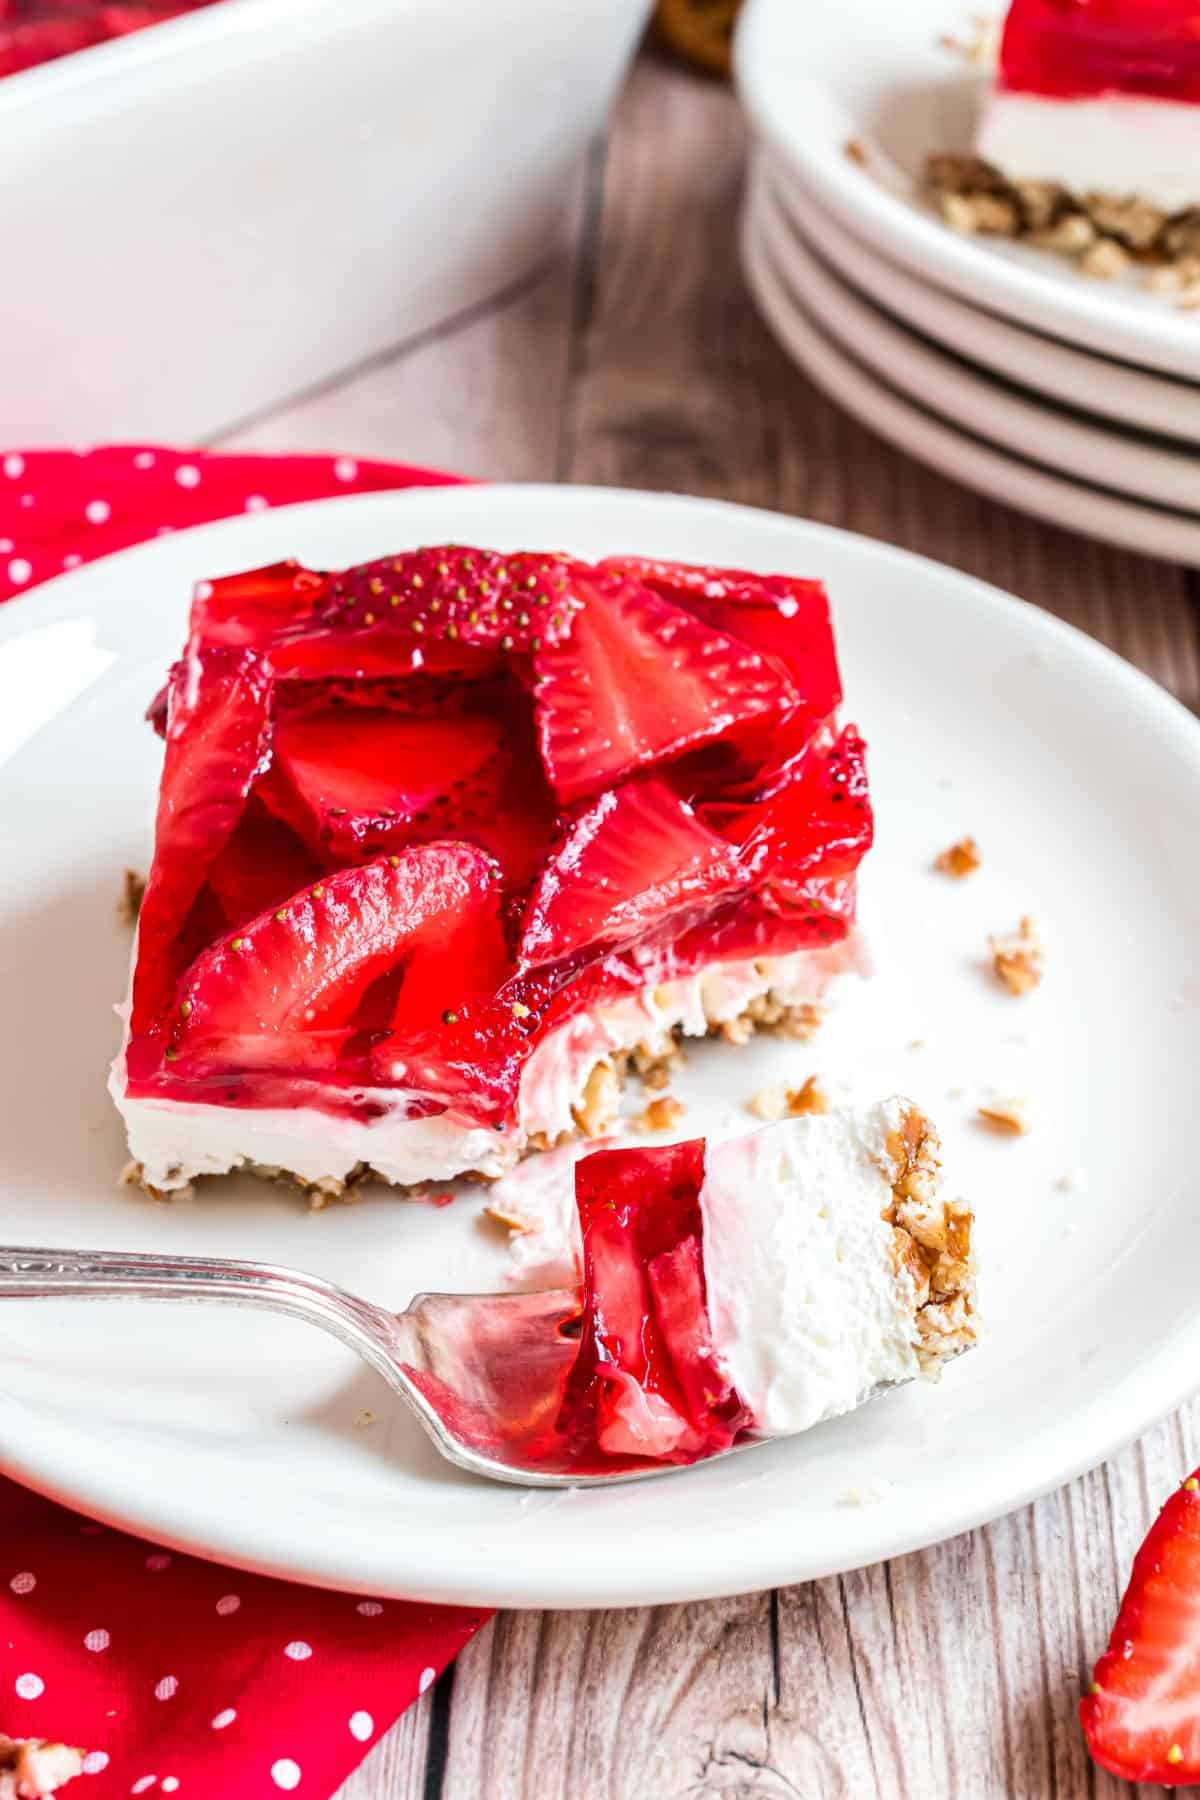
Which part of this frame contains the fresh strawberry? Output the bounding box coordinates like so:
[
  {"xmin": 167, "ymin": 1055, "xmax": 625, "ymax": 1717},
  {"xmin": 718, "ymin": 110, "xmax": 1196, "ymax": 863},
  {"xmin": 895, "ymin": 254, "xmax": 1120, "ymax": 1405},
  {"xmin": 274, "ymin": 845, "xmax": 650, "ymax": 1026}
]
[
  {"xmin": 533, "ymin": 570, "xmax": 797, "ymax": 804},
  {"xmin": 1082, "ymin": 1469, "xmax": 1200, "ymax": 1785},
  {"xmin": 519, "ymin": 777, "xmax": 747, "ymax": 969},
  {"xmin": 165, "ymin": 843, "xmax": 507, "ymax": 1077},
  {"xmin": 132, "ymin": 647, "xmax": 272, "ymax": 1034},
  {"xmin": 558, "ymin": 1140, "xmax": 752, "ymax": 1464},
  {"xmin": 705, "ymin": 728, "xmax": 872, "ymax": 914},
  {"xmin": 271, "ymin": 547, "xmax": 582, "ymax": 680},
  {"xmin": 259, "ymin": 703, "xmax": 506, "ymax": 863}
]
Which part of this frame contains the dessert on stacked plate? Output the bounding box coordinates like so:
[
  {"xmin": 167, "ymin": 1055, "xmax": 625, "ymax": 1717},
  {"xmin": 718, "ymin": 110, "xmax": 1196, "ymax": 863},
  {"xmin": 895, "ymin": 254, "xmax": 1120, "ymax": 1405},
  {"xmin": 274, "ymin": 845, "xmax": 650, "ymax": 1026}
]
[{"xmin": 734, "ymin": 0, "xmax": 1200, "ymax": 561}]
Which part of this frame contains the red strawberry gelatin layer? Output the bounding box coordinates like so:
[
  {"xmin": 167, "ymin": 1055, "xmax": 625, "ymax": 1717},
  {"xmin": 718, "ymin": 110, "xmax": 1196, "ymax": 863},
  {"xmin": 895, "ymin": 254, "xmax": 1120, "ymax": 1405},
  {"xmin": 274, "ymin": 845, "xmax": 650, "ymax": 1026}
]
[
  {"xmin": 998, "ymin": 0, "xmax": 1200, "ymax": 103},
  {"xmin": 112, "ymin": 546, "xmax": 872, "ymax": 1194},
  {"xmin": 559, "ymin": 1139, "xmax": 753, "ymax": 1464}
]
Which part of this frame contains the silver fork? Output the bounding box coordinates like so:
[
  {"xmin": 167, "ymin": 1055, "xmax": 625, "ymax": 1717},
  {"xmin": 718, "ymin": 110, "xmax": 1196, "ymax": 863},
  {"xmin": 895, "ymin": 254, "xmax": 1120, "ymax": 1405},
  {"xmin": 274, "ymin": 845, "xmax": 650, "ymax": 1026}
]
[{"xmin": 0, "ymin": 1245, "xmax": 768, "ymax": 1487}]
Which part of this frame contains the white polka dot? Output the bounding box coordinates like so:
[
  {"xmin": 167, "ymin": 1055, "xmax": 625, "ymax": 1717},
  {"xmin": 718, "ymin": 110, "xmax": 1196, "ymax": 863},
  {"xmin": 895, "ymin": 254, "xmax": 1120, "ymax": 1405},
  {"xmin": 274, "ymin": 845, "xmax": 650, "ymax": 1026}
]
[
  {"xmin": 210, "ymin": 1710, "xmax": 236, "ymax": 1731},
  {"xmin": 215, "ymin": 1594, "xmax": 240, "ymax": 1616},
  {"xmin": 333, "ymin": 457, "xmax": 358, "ymax": 483},
  {"xmin": 3, "ymin": 453, "xmax": 24, "ymax": 477},
  {"xmin": 130, "ymin": 1778, "xmax": 156, "ymax": 1795},
  {"xmin": 81, "ymin": 1752, "xmax": 109, "ymax": 1775},
  {"xmin": 0, "ymin": 538, "xmax": 12, "ymax": 552},
  {"xmin": 145, "ymin": 1553, "xmax": 171, "ymax": 1571},
  {"xmin": 348, "ymin": 1712, "xmax": 374, "ymax": 1743},
  {"xmin": 18, "ymin": 495, "xmax": 34, "ymax": 509},
  {"xmin": 84, "ymin": 1629, "xmax": 110, "ymax": 1653},
  {"xmin": 270, "ymin": 1760, "xmax": 301, "ymax": 1791},
  {"xmin": 85, "ymin": 500, "xmax": 111, "ymax": 525},
  {"xmin": 244, "ymin": 494, "xmax": 269, "ymax": 512},
  {"xmin": 15, "ymin": 1673, "xmax": 44, "ymax": 1700},
  {"xmin": 8, "ymin": 558, "xmax": 32, "ymax": 585},
  {"xmin": 63, "ymin": 554, "xmax": 82, "ymax": 569},
  {"xmin": 418, "ymin": 1665, "xmax": 436, "ymax": 1695},
  {"xmin": 133, "ymin": 451, "xmax": 156, "ymax": 469},
  {"xmin": 193, "ymin": 580, "xmax": 213, "ymax": 601},
  {"xmin": 154, "ymin": 1676, "xmax": 178, "ymax": 1701},
  {"xmin": 355, "ymin": 1600, "xmax": 383, "ymax": 1617},
  {"xmin": 9, "ymin": 1571, "xmax": 36, "ymax": 1595},
  {"xmin": 174, "ymin": 464, "xmax": 201, "ymax": 489},
  {"xmin": 283, "ymin": 1641, "xmax": 312, "ymax": 1661},
  {"xmin": 160, "ymin": 1781, "xmax": 179, "ymax": 1793}
]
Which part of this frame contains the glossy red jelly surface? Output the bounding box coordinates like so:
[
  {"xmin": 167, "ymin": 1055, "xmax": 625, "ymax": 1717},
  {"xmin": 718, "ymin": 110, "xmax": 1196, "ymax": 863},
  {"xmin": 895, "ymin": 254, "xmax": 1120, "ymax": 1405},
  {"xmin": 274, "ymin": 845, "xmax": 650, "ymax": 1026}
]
[
  {"xmin": 125, "ymin": 547, "xmax": 873, "ymax": 1129},
  {"xmin": 998, "ymin": 0, "xmax": 1200, "ymax": 103},
  {"xmin": 557, "ymin": 1140, "xmax": 753, "ymax": 1465}
]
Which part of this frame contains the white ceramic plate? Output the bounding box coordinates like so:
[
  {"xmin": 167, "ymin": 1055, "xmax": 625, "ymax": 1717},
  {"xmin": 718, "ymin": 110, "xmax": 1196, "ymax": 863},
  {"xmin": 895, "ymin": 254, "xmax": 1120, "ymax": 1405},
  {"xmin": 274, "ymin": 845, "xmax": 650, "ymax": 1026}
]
[
  {"xmin": 762, "ymin": 155, "xmax": 1200, "ymax": 448},
  {"xmin": 751, "ymin": 170, "xmax": 1200, "ymax": 516},
  {"xmin": 3, "ymin": 484, "xmax": 1200, "ymax": 1609},
  {"xmin": 743, "ymin": 206, "xmax": 1200, "ymax": 565},
  {"xmin": 735, "ymin": 0, "xmax": 1200, "ymax": 381}
]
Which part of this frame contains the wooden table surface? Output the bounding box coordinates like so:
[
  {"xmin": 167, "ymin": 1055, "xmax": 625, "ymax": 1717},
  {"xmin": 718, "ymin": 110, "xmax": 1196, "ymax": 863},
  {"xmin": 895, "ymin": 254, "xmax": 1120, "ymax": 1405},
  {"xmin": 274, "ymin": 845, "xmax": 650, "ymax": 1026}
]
[{"xmin": 221, "ymin": 50, "xmax": 1200, "ymax": 1800}]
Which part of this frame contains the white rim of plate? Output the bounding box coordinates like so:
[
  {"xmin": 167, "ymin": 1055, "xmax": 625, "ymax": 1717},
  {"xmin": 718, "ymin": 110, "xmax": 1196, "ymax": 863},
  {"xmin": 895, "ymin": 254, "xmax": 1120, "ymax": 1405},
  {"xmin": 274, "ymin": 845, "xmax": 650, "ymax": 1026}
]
[
  {"xmin": 733, "ymin": 0, "xmax": 1200, "ymax": 381},
  {"xmin": 742, "ymin": 197, "xmax": 1200, "ymax": 565},
  {"xmin": 760, "ymin": 152, "xmax": 1200, "ymax": 448},
  {"xmin": 751, "ymin": 169, "xmax": 1200, "ymax": 517}
]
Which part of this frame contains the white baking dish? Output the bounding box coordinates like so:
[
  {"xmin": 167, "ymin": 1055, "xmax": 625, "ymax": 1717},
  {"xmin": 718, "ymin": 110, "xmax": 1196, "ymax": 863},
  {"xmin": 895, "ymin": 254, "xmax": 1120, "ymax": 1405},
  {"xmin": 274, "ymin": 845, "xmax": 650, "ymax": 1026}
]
[{"xmin": 0, "ymin": 0, "xmax": 651, "ymax": 443}]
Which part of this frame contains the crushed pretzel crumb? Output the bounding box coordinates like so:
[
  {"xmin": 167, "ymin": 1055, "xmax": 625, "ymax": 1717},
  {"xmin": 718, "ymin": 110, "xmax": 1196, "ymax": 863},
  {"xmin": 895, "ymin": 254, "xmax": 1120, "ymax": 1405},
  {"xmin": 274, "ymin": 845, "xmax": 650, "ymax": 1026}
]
[
  {"xmin": 977, "ymin": 1098, "xmax": 1031, "ymax": 1136},
  {"xmin": 844, "ymin": 136, "xmax": 868, "ymax": 166},
  {"xmin": 989, "ymin": 914, "xmax": 1043, "ymax": 996},
  {"xmin": 934, "ymin": 836, "xmax": 981, "ymax": 879},
  {"xmin": 787, "ymin": 1076, "xmax": 830, "ymax": 1117},
  {"xmin": 925, "ymin": 152, "xmax": 1200, "ymax": 297},
  {"xmin": 571, "ymin": 1060, "xmax": 621, "ymax": 1139},
  {"xmin": 353, "ymin": 1409, "xmax": 376, "ymax": 1429},
  {"xmin": 747, "ymin": 1084, "xmax": 788, "ymax": 1121},
  {"xmin": 634, "ymin": 1095, "xmax": 686, "ymax": 1133},
  {"xmin": 483, "ymin": 1202, "xmax": 538, "ymax": 1235},
  {"xmin": 119, "ymin": 867, "xmax": 146, "ymax": 925}
]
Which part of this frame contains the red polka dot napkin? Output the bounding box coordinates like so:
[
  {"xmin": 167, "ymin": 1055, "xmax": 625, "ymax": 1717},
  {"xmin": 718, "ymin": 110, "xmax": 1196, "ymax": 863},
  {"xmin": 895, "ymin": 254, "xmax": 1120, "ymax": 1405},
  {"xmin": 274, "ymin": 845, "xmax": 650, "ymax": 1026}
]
[
  {"xmin": 0, "ymin": 445, "xmax": 464, "ymax": 604},
  {"xmin": 0, "ymin": 445, "xmax": 490, "ymax": 1797}
]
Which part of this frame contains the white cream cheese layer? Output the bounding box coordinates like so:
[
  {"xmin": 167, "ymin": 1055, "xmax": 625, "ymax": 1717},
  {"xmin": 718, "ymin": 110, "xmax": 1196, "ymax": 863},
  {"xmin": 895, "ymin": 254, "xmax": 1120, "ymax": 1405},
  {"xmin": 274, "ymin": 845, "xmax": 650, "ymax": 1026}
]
[
  {"xmin": 111, "ymin": 940, "xmax": 859, "ymax": 1194},
  {"xmin": 699, "ymin": 1102, "xmax": 921, "ymax": 1435},
  {"xmin": 976, "ymin": 89, "xmax": 1200, "ymax": 215}
]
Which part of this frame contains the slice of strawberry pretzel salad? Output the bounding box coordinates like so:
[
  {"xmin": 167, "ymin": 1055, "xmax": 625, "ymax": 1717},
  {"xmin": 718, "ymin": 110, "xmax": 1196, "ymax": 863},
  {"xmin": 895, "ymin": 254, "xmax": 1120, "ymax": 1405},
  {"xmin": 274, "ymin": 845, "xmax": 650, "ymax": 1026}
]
[{"xmin": 110, "ymin": 548, "xmax": 872, "ymax": 1200}]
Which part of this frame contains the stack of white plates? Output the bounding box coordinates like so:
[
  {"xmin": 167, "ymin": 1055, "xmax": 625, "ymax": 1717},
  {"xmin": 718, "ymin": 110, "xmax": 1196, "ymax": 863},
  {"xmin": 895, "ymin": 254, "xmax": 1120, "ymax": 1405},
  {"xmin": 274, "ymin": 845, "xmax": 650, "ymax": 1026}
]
[{"xmin": 734, "ymin": 0, "xmax": 1200, "ymax": 562}]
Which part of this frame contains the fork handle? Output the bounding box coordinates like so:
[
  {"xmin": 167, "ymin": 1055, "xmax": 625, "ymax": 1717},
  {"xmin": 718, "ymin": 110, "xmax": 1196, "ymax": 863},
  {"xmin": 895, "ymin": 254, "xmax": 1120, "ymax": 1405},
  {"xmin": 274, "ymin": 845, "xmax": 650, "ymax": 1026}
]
[{"xmin": 0, "ymin": 1244, "xmax": 403, "ymax": 1387}]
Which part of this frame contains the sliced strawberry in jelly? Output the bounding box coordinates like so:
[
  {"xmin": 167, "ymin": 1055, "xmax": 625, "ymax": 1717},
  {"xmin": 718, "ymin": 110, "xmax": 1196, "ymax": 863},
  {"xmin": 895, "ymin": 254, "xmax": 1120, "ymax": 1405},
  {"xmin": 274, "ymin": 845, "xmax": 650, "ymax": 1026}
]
[
  {"xmin": 558, "ymin": 1140, "xmax": 752, "ymax": 1464},
  {"xmin": 132, "ymin": 647, "xmax": 272, "ymax": 1034},
  {"xmin": 532, "ymin": 571, "xmax": 798, "ymax": 805},
  {"xmin": 998, "ymin": 0, "xmax": 1200, "ymax": 104},
  {"xmin": 165, "ymin": 843, "xmax": 507, "ymax": 1078},
  {"xmin": 599, "ymin": 556, "xmax": 840, "ymax": 711},
  {"xmin": 259, "ymin": 704, "xmax": 506, "ymax": 863},
  {"xmin": 601, "ymin": 556, "xmax": 843, "ymax": 793},
  {"xmin": 271, "ymin": 547, "xmax": 583, "ymax": 680},
  {"xmin": 519, "ymin": 777, "xmax": 748, "ymax": 969},
  {"xmin": 189, "ymin": 561, "xmax": 327, "ymax": 650},
  {"xmin": 705, "ymin": 727, "xmax": 873, "ymax": 914},
  {"xmin": 204, "ymin": 799, "xmax": 322, "ymax": 932}
]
